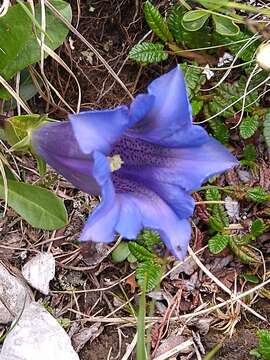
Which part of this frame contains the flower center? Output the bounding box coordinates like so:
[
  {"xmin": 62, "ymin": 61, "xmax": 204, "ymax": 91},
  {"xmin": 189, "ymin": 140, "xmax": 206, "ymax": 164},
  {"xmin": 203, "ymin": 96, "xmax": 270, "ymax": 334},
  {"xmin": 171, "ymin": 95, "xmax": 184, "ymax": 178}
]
[{"xmin": 107, "ymin": 154, "xmax": 124, "ymax": 172}]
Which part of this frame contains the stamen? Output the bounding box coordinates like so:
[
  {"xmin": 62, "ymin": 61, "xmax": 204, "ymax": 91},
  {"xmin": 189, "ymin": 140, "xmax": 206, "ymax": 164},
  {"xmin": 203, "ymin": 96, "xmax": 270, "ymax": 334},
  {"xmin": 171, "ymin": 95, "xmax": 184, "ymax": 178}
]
[{"xmin": 107, "ymin": 154, "xmax": 124, "ymax": 172}]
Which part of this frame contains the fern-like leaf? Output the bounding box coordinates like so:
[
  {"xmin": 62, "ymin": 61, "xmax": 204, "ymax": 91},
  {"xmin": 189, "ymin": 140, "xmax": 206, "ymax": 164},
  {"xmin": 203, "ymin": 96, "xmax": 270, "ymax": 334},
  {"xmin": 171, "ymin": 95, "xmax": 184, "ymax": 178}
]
[
  {"xmin": 208, "ymin": 234, "xmax": 230, "ymax": 254},
  {"xmin": 239, "ymin": 116, "xmax": 259, "ymax": 139},
  {"xmin": 136, "ymin": 262, "xmax": 163, "ymax": 292},
  {"xmin": 128, "ymin": 242, "xmax": 155, "ymax": 263},
  {"xmin": 129, "ymin": 42, "xmax": 168, "ymax": 64},
  {"xmin": 209, "ymin": 119, "xmax": 229, "ymax": 145},
  {"xmin": 180, "ymin": 63, "xmax": 206, "ymax": 98},
  {"xmin": 144, "ymin": 1, "xmax": 173, "ymax": 43}
]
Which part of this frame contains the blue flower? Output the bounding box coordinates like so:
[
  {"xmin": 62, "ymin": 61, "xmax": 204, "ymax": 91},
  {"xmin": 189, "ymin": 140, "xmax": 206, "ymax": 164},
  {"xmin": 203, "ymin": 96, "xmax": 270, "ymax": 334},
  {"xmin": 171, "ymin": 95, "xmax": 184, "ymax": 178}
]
[{"xmin": 32, "ymin": 66, "xmax": 238, "ymax": 259}]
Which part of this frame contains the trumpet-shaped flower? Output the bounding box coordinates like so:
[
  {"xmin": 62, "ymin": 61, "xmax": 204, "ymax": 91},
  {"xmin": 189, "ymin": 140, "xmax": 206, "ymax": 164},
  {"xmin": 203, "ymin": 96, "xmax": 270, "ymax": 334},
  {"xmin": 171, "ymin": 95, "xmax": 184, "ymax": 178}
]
[{"xmin": 32, "ymin": 66, "xmax": 238, "ymax": 259}]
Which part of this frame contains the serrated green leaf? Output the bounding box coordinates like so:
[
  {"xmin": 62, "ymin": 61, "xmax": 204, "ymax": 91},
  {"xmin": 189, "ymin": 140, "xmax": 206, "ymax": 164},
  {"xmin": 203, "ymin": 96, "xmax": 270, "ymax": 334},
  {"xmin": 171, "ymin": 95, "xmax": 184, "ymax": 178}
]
[
  {"xmin": 208, "ymin": 234, "xmax": 230, "ymax": 254},
  {"xmin": 182, "ymin": 10, "xmax": 210, "ymax": 32},
  {"xmin": 0, "ymin": 0, "xmax": 72, "ymax": 80},
  {"xmin": 239, "ymin": 116, "xmax": 259, "ymax": 139},
  {"xmin": 167, "ymin": 5, "xmax": 186, "ymax": 43},
  {"xmin": 191, "ymin": 100, "xmax": 203, "ymax": 116},
  {"xmin": 263, "ymin": 110, "xmax": 270, "ymax": 148},
  {"xmin": 208, "ymin": 77, "xmax": 259, "ymax": 118},
  {"xmin": 111, "ymin": 242, "xmax": 130, "ymax": 263},
  {"xmin": 251, "ymin": 219, "xmax": 266, "ymax": 237},
  {"xmin": 213, "ymin": 31, "xmax": 259, "ymax": 62},
  {"xmin": 128, "ymin": 242, "xmax": 155, "ymax": 263},
  {"xmin": 206, "ymin": 188, "xmax": 229, "ymax": 228},
  {"xmin": 144, "ymin": 1, "xmax": 173, "ymax": 43},
  {"xmin": 208, "ymin": 216, "xmax": 226, "ymax": 232},
  {"xmin": 247, "ymin": 187, "xmax": 270, "ymax": 204},
  {"xmin": 0, "ymin": 177, "xmax": 68, "ymax": 229},
  {"xmin": 137, "ymin": 229, "xmax": 162, "ymax": 251},
  {"xmin": 129, "ymin": 42, "xmax": 168, "ymax": 64},
  {"xmin": 229, "ymin": 239, "xmax": 261, "ymax": 264},
  {"xmin": 180, "ymin": 63, "xmax": 206, "ymax": 99},
  {"xmin": 206, "ymin": 188, "xmax": 221, "ymax": 201},
  {"xmin": 136, "ymin": 262, "xmax": 162, "ymax": 292},
  {"xmin": 243, "ymin": 144, "xmax": 257, "ymax": 162},
  {"xmin": 209, "ymin": 119, "xmax": 229, "ymax": 145},
  {"xmin": 212, "ymin": 14, "xmax": 240, "ymax": 36},
  {"xmin": 256, "ymin": 330, "xmax": 270, "ymax": 360}
]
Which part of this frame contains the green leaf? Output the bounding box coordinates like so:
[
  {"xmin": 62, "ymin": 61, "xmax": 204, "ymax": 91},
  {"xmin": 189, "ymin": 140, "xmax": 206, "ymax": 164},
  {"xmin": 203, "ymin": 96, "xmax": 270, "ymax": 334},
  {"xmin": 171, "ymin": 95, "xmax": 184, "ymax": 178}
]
[
  {"xmin": 206, "ymin": 188, "xmax": 221, "ymax": 201},
  {"xmin": 239, "ymin": 116, "xmax": 259, "ymax": 139},
  {"xmin": 256, "ymin": 330, "xmax": 270, "ymax": 360},
  {"xmin": 251, "ymin": 219, "xmax": 266, "ymax": 238},
  {"xmin": 144, "ymin": 1, "xmax": 173, "ymax": 42},
  {"xmin": 4, "ymin": 115, "xmax": 48, "ymax": 148},
  {"xmin": 243, "ymin": 144, "xmax": 257, "ymax": 162},
  {"xmin": 137, "ymin": 229, "xmax": 163, "ymax": 251},
  {"xmin": 128, "ymin": 42, "xmax": 168, "ymax": 64},
  {"xmin": 263, "ymin": 110, "xmax": 270, "ymax": 148},
  {"xmin": 206, "ymin": 188, "xmax": 229, "ymax": 228},
  {"xmin": 128, "ymin": 242, "xmax": 155, "ymax": 263},
  {"xmin": 168, "ymin": 5, "xmax": 212, "ymax": 48},
  {"xmin": 208, "ymin": 234, "xmax": 230, "ymax": 254},
  {"xmin": 0, "ymin": 69, "xmax": 40, "ymax": 105},
  {"xmin": 229, "ymin": 239, "xmax": 261, "ymax": 264},
  {"xmin": 111, "ymin": 242, "xmax": 130, "ymax": 263},
  {"xmin": 136, "ymin": 262, "xmax": 162, "ymax": 292},
  {"xmin": 198, "ymin": 0, "xmax": 229, "ymax": 10},
  {"xmin": 0, "ymin": 0, "xmax": 72, "ymax": 80},
  {"xmin": 0, "ymin": 178, "xmax": 68, "ymax": 230},
  {"xmin": 250, "ymin": 349, "xmax": 262, "ymax": 358},
  {"xmin": 208, "ymin": 77, "xmax": 259, "ymax": 117},
  {"xmin": 208, "ymin": 216, "xmax": 226, "ymax": 232},
  {"xmin": 209, "ymin": 119, "xmax": 229, "ymax": 145},
  {"xmin": 247, "ymin": 187, "xmax": 270, "ymax": 204},
  {"xmin": 213, "ymin": 31, "xmax": 260, "ymax": 62},
  {"xmin": 180, "ymin": 63, "xmax": 206, "ymax": 99},
  {"xmin": 191, "ymin": 100, "xmax": 203, "ymax": 116},
  {"xmin": 212, "ymin": 14, "xmax": 240, "ymax": 36},
  {"xmin": 242, "ymin": 273, "xmax": 259, "ymax": 284},
  {"xmin": 182, "ymin": 10, "xmax": 210, "ymax": 32}
]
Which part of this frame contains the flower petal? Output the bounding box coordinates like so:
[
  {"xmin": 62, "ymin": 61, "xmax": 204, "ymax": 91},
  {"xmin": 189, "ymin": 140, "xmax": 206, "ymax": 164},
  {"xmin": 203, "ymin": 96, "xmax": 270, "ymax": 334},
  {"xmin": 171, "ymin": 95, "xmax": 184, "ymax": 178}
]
[
  {"xmin": 69, "ymin": 106, "xmax": 130, "ymax": 155},
  {"xmin": 80, "ymin": 180, "xmax": 120, "ymax": 243},
  {"xmin": 169, "ymin": 137, "xmax": 239, "ymax": 191},
  {"xmin": 122, "ymin": 189, "xmax": 192, "ymax": 259},
  {"xmin": 119, "ymin": 137, "xmax": 238, "ymax": 193},
  {"xmin": 129, "ymin": 66, "xmax": 208, "ymax": 147},
  {"xmin": 129, "ymin": 94, "xmax": 155, "ymax": 126},
  {"xmin": 112, "ymin": 174, "xmax": 192, "ymax": 259},
  {"xmin": 80, "ymin": 151, "xmax": 120, "ymax": 243},
  {"xmin": 32, "ymin": 122, "xmax": 100, "ymax": 195}
]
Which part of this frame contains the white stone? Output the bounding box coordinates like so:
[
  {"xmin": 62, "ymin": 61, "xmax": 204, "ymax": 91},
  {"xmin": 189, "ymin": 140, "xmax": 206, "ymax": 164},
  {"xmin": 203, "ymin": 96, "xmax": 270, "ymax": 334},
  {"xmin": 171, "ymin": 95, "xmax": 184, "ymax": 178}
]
[
  {"xmin": 0, "ymin": 302, "xmax": 79, "ymax": 360},
  {"xmin": 256, "ymin": 43, "xmax": 270, "ymax": 71},
  {"xmin": 22, "ymin": 253, "xmax": 55, "ymax": 295},
  {"xmin": 0, "ymin": 264, "xmax": 30, "ymax": 324}
]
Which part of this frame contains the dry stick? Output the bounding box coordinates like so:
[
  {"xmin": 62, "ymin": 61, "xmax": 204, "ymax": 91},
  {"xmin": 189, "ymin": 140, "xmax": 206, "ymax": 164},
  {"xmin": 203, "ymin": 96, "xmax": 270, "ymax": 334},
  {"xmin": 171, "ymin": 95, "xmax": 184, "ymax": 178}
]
[
  {"xmin": 0, "ymin": 74, "xmax": 31, "ymax": 113},
  {"xmin": 188, "ymin": 247, "xmax": 266, "ymax": 322},
  {"xmin": 152, "ymin": 339, "xmax": 194, "ymax": 360},
  {"xmin": 44, "ymin": 0, "xmax": 133, "ymax": 100}
]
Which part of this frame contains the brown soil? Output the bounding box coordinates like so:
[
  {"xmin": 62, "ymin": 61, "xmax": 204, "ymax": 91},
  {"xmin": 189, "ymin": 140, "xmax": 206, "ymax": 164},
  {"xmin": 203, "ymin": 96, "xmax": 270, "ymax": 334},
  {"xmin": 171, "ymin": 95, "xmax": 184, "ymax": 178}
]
[{"xmin": 80, "ymin": 327, "xmax": 135, "ymax": 360}]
